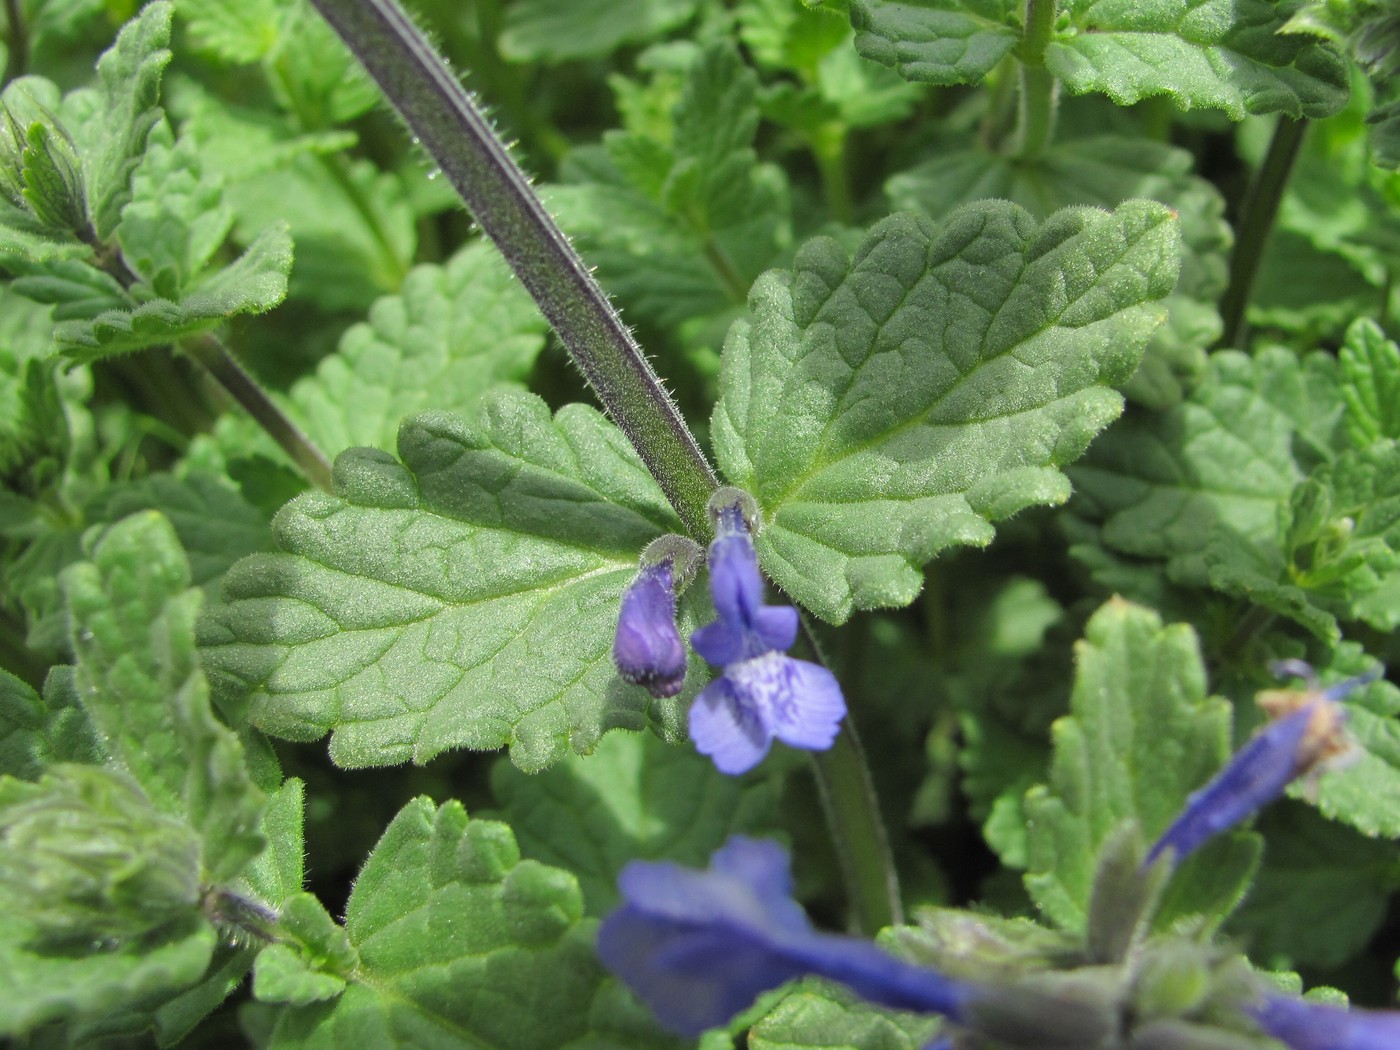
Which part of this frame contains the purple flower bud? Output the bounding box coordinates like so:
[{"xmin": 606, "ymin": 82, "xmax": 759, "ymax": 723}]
[
  {"xmin": 687, "ymin": 492, "xmax": 846, "ymax": 773},
  {"xmin": 614, "ymin": 559, "xmax": 687, "ymax": 699},
  {"xmin": 1252, "ymin": 994, "xmax": 1400, "ymax": 1050},
  {"xmin": 1145, "ymin": 665, "xmax": 1377, "ymax": 866},
  {"xmin": 597, "ymin": 836, "xmax": 975, "ymax": 1037}
]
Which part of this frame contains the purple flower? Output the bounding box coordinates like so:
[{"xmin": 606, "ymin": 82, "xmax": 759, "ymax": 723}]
[
  {"xmin": 596, "ymin": 836, "xmax": 975, "ymax": 1037},
  {"xmin": 615, "ymin": 560, "xmax": 687, "ymax": 698},
  {"xmin": 1252, "ymin": 994, "xmax": 1400, "ymax": 1050},
  {"xmin": 1145, "ymin": 665, "xmax": 1376, "ymax": 866},
  {"xmin": 688, "ymin": 497, "xmax": 846, "ymax": 773},
  {"xmin": 614, "ymin": 536, "xmax": 703, "ymax": 699}
]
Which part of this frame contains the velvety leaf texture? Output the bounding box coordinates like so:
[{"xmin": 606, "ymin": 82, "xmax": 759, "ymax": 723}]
[
  {"xmin": 1022, "ymin": 599, "xmax": 1251, "ymax": 933},
  {"xmin": 1047, "ymin": 0, "xmax": 1351, "ymax": 119},
  {"xmin": 499, "ymin": 0, "xmax": 700, "ymax": 62},
  {"xmin": 261, "ymin": 797, "xmax": 639, "ymax": 1049},
  {"xmin": 849, "ymin": 0, "xmax": 1021, "ymax": 86},
  {"xmin": 712, "ymin": 200, "xmax": 1180, "ymax": 623},
  {"xmin": 201, "ymin": 392, "xmax": 696, "ymax": 772}
]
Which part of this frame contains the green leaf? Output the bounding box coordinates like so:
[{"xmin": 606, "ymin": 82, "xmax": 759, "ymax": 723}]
[
  {"xmin": 1227, "ymin": 805, "xmax": 1400, "ymax": 968},
  {"xmin": 253, "ymin": 892, "xmax": 355, "ymax": 1006},
  {"xmin": 201, "ymin": 393, "xmax": 696, "ymax": 773},
  {"xmin": 499, "ymin": 0, "xmax": 700, "ymax": 62},
  {"xmin": 53, "ymin": 221, "xmax": 291, "ymax": 360},
  {"xmin": 1022, "ymin": 599, "xmax": 1251, "ymax": 933},
  {"xmin": 262, "ymin": 1, "xmax": 379, "ymax": 127},
  {"xmin": 243, "ymin": 777, "xmax": 306, "ymax": 907},
  {"xmin": 278, "ymin": 239, "xmax": 549, "ymax": 456},
  {"xmin": 176, "ymin": 0, "xmax": 283, "ymax": 63},
  {"xmin": 0, "ymin": 667, "xmax": 99, "ymax": 779},
  {"xmin": 1301, "ymin": 646, "xmax": 1400, "ymax": 839},
  {"xmin": 886, "ymin": 133, "xmax": 1229, "ymax": 408},
  {"xmin": 117, "ymin": 121, "xmax": 234, "ymax": 300},
  {"xmin": 490, "ymin": 729, "xmax": 778, "ymax": 914},
  {"xmin": 63, "ymin": 510, "xmax": 264, "ymax": 882},
  {"xmin": 1045, "ymin": 0, "xmax": 1350, "ymax": 119},
  {"xmin": 713, "ymin": 201, "xmax": 1179, "ymax": 623},
  {"xmin": 1340, "ymin": 317, "xmax": 1400, "ymax": 447},
  {"xmin": 86, "ymin": 1, "xmax": 173, "ymax": 239},
  {"xmin": 1068, "ymin": 349, "xmax": 1331, "ymax": 588},
  {"xmin": 261, "ymin": 797, "xmax": 651, "ymax": 1049},
  {"xmin": 848, "ymin": 0, "xmax": 1020, "ymax": 87},
  {"xmin": 548, "ymin": 42, "xmax": 792, "ymax": 328},
  {"xmin": 748, "ymin": 979, "xmax": 941, "ymax": 1049},
  {"xmin": 851, "ymin": 0, "xmax": 1350, "ymax": 117}
]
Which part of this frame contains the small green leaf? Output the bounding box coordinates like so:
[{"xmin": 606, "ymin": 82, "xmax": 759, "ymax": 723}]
[
  {"xmin": 499, "ymin": 0, "xmax": 700, "ymax": 62},
  {"xmin": 490, "ymin": 729, "xmax": 778, "ymax": 914},
  {"xmin": 1340, "ymin": 317, "xmax": 1400, "ymax": 447},
  {"xmin": 201, "ymin": 393, "xmax": 695, "ymax": 773},
  {"xmin": 117, "ymin": 121, "xmax": 235, "ymax": 300},
  {"xmin": 749, "ymin": 979, "xmax": 941, "ymax": 1049},
  {"xmin": 714, "ymin": 201, "xmax": 1179, "ymax": 623},
  {"xmin": 0, "ymin": 667, "xmax": 99, "ymax": 779},
  {"xmin": 1022, "ymin": 599, "xmax": 1249, "ymax": 933},
  {"xmin": 1045, "ymin": 0, "xmax": 1350, "ymax": 119},
  {"xmin": 243, "ymin": 777, "xmax": 306, "ymax": 907},
  {"xmin": 849, "ymin": 0, "xmax": 1020, "ymax": 86},
  {"xmin": 86, "ymin": 1, "xmax": 173, "ymax": 239},
  {"xmin": 261, "ymin": 797, "xmax": 638, "ymax": 1049},
  {"xmin": 63, "ymin": 510, "xmax": 264, "ymax": 881},
  {"xmin": 252, "ymin": 892, "xmax": 355, "ymax": 1006},
  {"xmin": 54, "ymin": 221, "xmax": 291, "ymax": 360},
  {"xmin": 176, "ymin": 0, "xmax": 283, "ymax": 63}
]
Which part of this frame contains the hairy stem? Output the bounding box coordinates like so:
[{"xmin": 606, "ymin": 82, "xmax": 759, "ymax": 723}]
[
  {"xmin": 1217, "ymin": 117, "xmax": 1308, "ymax": 350},
  {"xmin": 1011, "ymin": 0, "xmax": 1058, "ymax": 159},
  {"xmin": 181, "ymin": 333, "xmax": 334, "ymax": 492},
  {"xmin": 800, "ymin": 616, "xmax": 903, "ymax": 934},
  {"xmin": 307, "ymin": 0, "xmax": 720, "ymax": 538}
]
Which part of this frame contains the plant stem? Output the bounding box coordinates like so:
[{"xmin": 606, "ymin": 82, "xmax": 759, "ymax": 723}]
[
  {"xmin": 3, "ymin": 0, "xmax": 26, "ymax": 83},
  {"xmin": 799, "ymin": 616, "xmax": 903, "ymax": 934},
  {"xmin": 811, "ymin": 124, "xmax": 854, "ymax": 227},
  {"xmin": 1011, "ymin": 0, "xmax": 1058, "ymax": 159},
  {"xmin": 1217, "ymin": 117, "xmax": 1308, "ymax": 350},
  {"xmin": 307, "ymin": 0, "xmax": 720, "ymax": 539},
  {"xmin": 181, "ymin": 333, "xmax": 334, "ymax": 492}
]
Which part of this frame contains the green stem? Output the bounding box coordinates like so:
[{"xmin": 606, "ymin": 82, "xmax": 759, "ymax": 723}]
[
  {"xmin": 1010, "ymin": 0, "xmax": 1058, "ymax": 159},
  {"xmin": 181, "ymin": 333, "xmax": 334, "ymax": 492},
  {"xmin": 1217, "ymin": 117, "xmax": 1307, "ymax": 350},
  {"xmin": 3, "ymin": 0, "xmax": 26, "ymax": 83},
  {"xmin": 702, "ymin": 234, "xmax": 749, "ymax": 305},
  {"xmin": 799, "ymin": 616, "xmax": 902, "ymax": 934},
  {"xmin": 811, "ymin": 124, "xmax": 854, "ymax": 227},
  {"xmin": 307, "ymin": 0, "xmax": 719, "ymax": 538}
]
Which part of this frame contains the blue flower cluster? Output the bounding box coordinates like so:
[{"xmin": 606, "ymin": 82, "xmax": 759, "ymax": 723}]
[
  {"xmin": 599, "ymin": 662, "xmax": 1393, "ymax": 1048},
  {"xmin": 613, "ymin": 490, "xmax": 846, "ymax": 774}
]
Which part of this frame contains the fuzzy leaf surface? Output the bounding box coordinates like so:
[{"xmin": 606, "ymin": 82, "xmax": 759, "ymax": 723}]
[
  {"xmin": 1022, "ymin": 599, "xmax": 1249, "ymax": 933},
  {"xmin": 201, "ymin": 393, "xmax": 694, "ymax": 773},
  {"xmin": 749, "ymin": 980, "xmax": 941, "ymax": 1049},
  {"xmin": 1044, "ymin": 0, "xmax": 1350, "ymax": 119},
  {"xmin": 713, "ymin": 201, "xmax": 1179, "ymax": 623},
  {"xmin": 62, "ymin": 510, "xmax": 264, "ymax": 882},
  {"xmin": 849, "ymin": 0, "xmax": 1020, "ymax": 86},
  {"xmin": 499, "ymin": 0, "xmax": 700, "ymax": 62}
]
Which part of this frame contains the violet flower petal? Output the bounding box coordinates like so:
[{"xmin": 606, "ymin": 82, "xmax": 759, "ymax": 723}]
[
  {"xmin": 598, "ymin": 837, "xmax": 975, "ymax": 1037},
  {"xmin": 689, "ymin": 677, "xmax": 772, "ymax": 774},
  {"xmin": 613, "ymin": 559, "xmax": 687, "ymax": 698},
  {"xmin": 1253, "ymin": 994, "xmax": 1400, "ymax": 1050}
]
